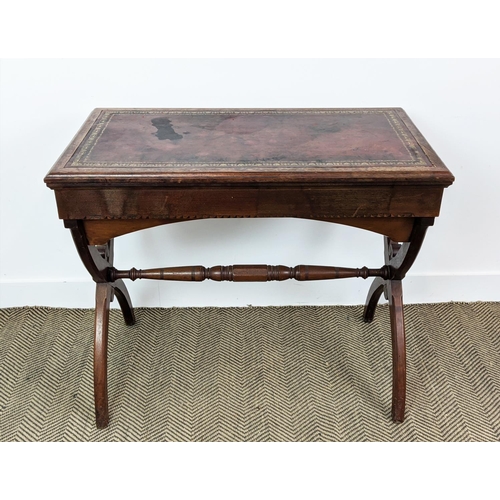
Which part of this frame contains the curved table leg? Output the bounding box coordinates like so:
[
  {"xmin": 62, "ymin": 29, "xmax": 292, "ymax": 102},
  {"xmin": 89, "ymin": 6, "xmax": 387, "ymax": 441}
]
[
  {"xmin": 65, "ymin": 220, "xmax": 136, "ymax": 428},
  {"xmin": 388, "ymin": 280, "xmax": 406, "ymax": 422},
  {"xmin": 94, "ymin": 282, "xmax": 111, "ymax": 428},
  {"xmin": 363, "ymin": 277, "xmax": 386, "ymax": 323},
  {"xmin": 112, "ymin": 279, "xmax": 136, "ymax": 326},
  {"xmin": 363, "ymin": 218, "xmax": 433, "ymax": 422}
]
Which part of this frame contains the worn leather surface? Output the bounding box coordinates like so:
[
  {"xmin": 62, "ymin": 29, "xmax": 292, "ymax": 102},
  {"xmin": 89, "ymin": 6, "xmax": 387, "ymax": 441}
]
[{"xmin": 69, "ymin": 109, "xmax": 430, "ymax": 168}]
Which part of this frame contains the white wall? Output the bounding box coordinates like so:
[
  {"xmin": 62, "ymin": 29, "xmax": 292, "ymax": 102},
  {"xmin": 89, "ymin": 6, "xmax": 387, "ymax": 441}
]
[{"xmin": 1, "ymin": 59, "xmax": 499, "ymax": 308}]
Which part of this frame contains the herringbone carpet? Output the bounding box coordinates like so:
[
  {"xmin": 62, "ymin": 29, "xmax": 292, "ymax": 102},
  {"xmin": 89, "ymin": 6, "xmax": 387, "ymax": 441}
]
[{"xmin": 0, "ymin": 303, "xmax": 499, "ymax": 441}]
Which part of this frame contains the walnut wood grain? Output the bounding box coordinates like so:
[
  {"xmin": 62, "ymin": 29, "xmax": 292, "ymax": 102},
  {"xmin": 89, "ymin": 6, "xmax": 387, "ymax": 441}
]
[{"xmin": 55, "ymin": 185, "xmax": 445, "ymax": 221}]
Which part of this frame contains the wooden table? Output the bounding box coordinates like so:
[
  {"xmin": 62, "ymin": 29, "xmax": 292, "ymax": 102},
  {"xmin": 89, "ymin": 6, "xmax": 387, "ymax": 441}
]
[{"xmin": 45, "ymin": 108, "xmax": 454, "ymax": 429}]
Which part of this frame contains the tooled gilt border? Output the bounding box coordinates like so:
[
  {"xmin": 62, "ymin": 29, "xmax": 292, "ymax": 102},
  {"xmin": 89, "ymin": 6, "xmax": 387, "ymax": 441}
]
[{"xmin": 68, "ymin": 109, "xmax": 428, "ymax": 168}]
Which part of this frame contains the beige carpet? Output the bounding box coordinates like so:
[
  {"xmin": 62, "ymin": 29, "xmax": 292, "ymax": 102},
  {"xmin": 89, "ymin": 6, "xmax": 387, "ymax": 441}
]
[{"xmin": 0, "ymin": 302, "xmax": 499, "ymax": 441}]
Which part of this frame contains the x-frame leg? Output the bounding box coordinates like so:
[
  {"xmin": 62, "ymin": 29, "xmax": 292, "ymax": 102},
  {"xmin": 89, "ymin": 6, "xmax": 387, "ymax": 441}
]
[
  {"xmin": 64, "ymin": 217, "xmax": 433, "ymax": 428},
  {"xmin": 363, "ymin": 217, "xmax": 434, "ymax": 422},
  {"xmin": 64, "ymin": 220, "xmax": 135, "ymax": 428}
]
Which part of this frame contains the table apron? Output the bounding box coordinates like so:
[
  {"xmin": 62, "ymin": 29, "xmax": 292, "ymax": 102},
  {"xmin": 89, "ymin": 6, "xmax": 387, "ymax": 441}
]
[{"xmin": 55, "ymin": 185, "xmax": 444, "ymax": 220}]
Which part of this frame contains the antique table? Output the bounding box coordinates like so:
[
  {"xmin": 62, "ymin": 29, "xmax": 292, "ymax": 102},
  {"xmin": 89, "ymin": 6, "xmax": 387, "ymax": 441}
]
[{"xmin": 44, "ymin": 108, "xmax": 454, "ymax": 428}]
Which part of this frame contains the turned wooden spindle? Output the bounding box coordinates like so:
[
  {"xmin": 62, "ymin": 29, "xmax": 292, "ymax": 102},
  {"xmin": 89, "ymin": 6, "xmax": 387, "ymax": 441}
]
[{"xmin": 110, "ymin": 264, "xmax": 390, "ymax": 282}]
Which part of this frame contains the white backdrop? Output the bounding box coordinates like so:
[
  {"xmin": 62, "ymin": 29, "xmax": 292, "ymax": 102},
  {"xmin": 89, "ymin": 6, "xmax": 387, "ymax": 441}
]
[{"xmin": 1, "ymin": 59, "xmax": 499, "ymax": 308}]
